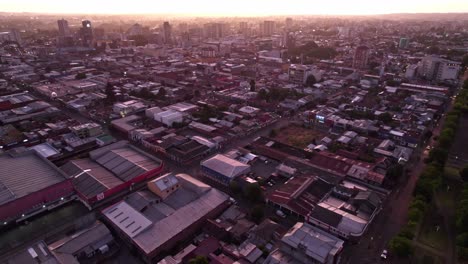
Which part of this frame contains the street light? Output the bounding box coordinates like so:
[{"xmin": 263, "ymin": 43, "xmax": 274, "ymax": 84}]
[{"xmin": 73, "ymin": 169, "xmax": 91, "ymax": 179}]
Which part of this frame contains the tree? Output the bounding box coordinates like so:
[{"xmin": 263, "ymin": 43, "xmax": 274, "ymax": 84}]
[
  {"xmin": 250, "ymin": 79, "xmax": 256, "ymax": 92},
  {"xmin": 157, "ymin": 87, "xmax": 167, "ymax": 99},
  {"xmin": 460, "ymin": 167, "xmax": 468, "ymax": 182},
  {"xmin": 461, "ymin": 54, "xmax": 468, "ymax": 70},
  {"xmin": 389, "ymin": 236, "xmax": 413, "ymax": 258},
  {"xmin": 305, "ymin": 75, "xmax": 317, "ymax": 87},
  {"xmin": 386, "ymin": 164, "xmax": 404, "ymax": 182},
  {"xmin": 229, "ymin": 181, "xmax": 241, "ymax": 194},
  {"xmin": 269, "ymin": 129, "xmax": 277, "ymax": 138},
  {"xmin": 378, "ymin": 112, "xmax": 393, "ymax": 124},
  {"xmin": 244, "ymin": 183, "xmax": 263, "ymax": 203},
  {"xmin": 75, "ymin": 72, "xmax": 87, "ymax": 80},
  {"xmin": 105, "ymin": 83, "xmax": 116, "ymax": 104},
  {"xmin": 188, "ymin": 256, "xmax": 209, "ymax": 264},
  {"xmin": 258, "ymin": 89, "xmax": 268, "ymax": 101},
  {"xmin": 250, "ymin": 204, "xmax": 264, "ymax": 224},
  {"xmin": 428, "ymin": 148, "xmax": 448, "ymax": 165}
]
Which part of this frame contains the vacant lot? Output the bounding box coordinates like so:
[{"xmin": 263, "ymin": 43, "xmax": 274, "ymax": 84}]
[{"xmin": 273, "ymin": 125, "xmax": 327, "ymax": 148}]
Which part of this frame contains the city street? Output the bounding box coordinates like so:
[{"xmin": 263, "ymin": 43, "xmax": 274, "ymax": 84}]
[{"xmin": 341, "ymin": 90, "xmax": 457, "ymax": 264}]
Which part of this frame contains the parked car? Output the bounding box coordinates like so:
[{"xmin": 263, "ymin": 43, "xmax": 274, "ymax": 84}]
[
  {"xmin": 276, "ymin": 210, "xmax": 286, "ymax": 218},
  {"xmin": 380, "ymin": 249, "xmax": 388, "ymax": 260}
]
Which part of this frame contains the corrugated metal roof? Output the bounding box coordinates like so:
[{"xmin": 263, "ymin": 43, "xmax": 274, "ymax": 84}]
[{"xmin": 0, "ymin": 151, "xmax": 67, "ymax": 206}]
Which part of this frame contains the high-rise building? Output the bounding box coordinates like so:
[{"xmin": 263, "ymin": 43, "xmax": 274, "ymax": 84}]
[
  {"xmin": 285, "ymin": 17, "xmax": 293, "ymax": 29},
  {"xmin": 261, "ymin": 20, "xmax": 275, "ymax": 36},
  {"xmin": 80, "ymin": 20, "xmax": 94, "ymax": 47},
  {"xmin": 203, "ymin": 23, "xmax": 226, "ymax": 39},
  {"xmin": 0, "ymin": 29, "xmax": 22, "ymax": 46},
  {"xmin": 399, "ymin": 37, "xmax": 409, "ymax": 49},
  {"xmin": 57, "ymin": 19, "xmax": 70, "ymax": 37},
  {"xmin": 163, "ymin": 22, "xmax": 172, "ymax": 44},
  {"xmin": 352, "ymin": 46, "xmax": 370, "ymax": 69}
]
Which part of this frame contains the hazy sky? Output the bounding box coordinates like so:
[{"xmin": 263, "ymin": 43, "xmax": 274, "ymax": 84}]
[{"xmin": 1, "ymin": 0, "xmax": 468, "ymax": 16}]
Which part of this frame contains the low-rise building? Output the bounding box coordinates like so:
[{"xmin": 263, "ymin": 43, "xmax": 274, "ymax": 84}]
[{"xmin": 264, "ymin": 222, "xmax": 344, "ymax": 264}]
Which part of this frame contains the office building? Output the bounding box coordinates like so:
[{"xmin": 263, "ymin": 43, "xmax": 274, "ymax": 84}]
[
  {"xmin": 285, "ymin": 17, "xmax": 293, "ymax": 30},
  {"xmin": 57, "ymin": 19, "xmax": 70, "ymax": 37},
  {"xmin": 399, "ymin": 37, "xmax": 409, "ymax": 49},
  {"xmin": 352, "ymin": 45, "xmax": 370, "ymax": 70},
  {"xmin": 261, "ymin": 20, "xmax": 275, "ymax": 36},
  {"xmin": 80, "ymin": 20, "xmax": 94, "ymax": 47},
  {"xmin": 0, "ymin": 29, "xmax": 22, "ymax": 45},
  {"xmin": 163, "ymin": 21, "xmax": 172, "ymax": 44},
  {"xmin": 204, "ymin": 23, "xmax": 226, "ymax": 39}
]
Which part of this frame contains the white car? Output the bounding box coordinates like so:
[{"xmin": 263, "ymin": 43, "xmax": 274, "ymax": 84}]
[{"xmin": 380, "ymin": 249, "xmax": 388, "ymax": 260}]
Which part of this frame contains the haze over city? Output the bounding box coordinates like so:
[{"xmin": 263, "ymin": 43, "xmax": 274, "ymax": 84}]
[{"xmin": 1, "ymin": 0, "xmax": 468, "ymax": 16}]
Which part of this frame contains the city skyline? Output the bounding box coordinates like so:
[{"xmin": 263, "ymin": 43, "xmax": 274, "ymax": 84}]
[{"xmin": 1, "ymin": 0, "xmax": 468, "ymax": 16}]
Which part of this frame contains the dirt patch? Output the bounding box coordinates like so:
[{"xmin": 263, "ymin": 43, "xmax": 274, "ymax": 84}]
[{"xmin": 273, "ymin": 125, "xmax": 327, "ymax": 148}]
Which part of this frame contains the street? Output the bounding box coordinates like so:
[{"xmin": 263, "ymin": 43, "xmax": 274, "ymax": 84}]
[{"xmin": 341, "ymin": 90, "xmax": 457, "ymax": 264}]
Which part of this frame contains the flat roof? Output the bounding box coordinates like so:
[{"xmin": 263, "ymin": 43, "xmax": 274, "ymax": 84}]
[{"xmin": 0, "ymin": 150, "xmax": 67, "ymax": 206}]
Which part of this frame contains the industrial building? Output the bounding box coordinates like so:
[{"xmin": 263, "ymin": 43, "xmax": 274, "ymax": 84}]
[
  {"xmin": 200, "ymin": 154, "xmax": 251, "ymax": 186},
  {"xmin": 0, "ymin": 148, "xmax": 74, "ymax": 224},
  {"xmin": 102, "ymin": 173, "xmax": 229, "ymax": 263},
  {"xmin": 61, "ymin": 140, "xmax": 164, "ymax": 208}
]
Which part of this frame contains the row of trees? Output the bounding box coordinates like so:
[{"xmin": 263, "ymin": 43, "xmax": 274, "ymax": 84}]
[
  {"xmin": 389, "ymin": 80, "xmax": 468, "ymax": 258},
  {"xmin": 453, "ymin": 80, "xmax": 468, "ymax": 261}
]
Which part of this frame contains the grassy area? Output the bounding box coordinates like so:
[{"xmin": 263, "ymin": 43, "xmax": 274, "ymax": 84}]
[
  {"xmin": 411, "ymin": 248, "xmax": 444, "ymax": 264},
  {"xmin": 444, "ymin": 166, "xmax": 461, "ymax": 181},
  {"xmin": 418, "ymin": 209, "xmax": 447, "ymax": 251},
  {"xmin": 275, "ymin": 125, "xmax": 326, "ymax": 148}
]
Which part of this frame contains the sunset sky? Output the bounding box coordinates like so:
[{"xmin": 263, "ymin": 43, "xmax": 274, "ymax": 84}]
[{"xmin": 1, "ymin": 0, "xmax": 468, "ymax": 16}]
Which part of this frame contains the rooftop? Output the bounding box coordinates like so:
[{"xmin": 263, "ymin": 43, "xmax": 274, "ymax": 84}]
[
  {"xmin": 0, "ymin": 149, "xmax": 68, "ymax": 206},
  {"xmin": 201, "ymin": 154, "xmax": 251, "ymax": 178}
]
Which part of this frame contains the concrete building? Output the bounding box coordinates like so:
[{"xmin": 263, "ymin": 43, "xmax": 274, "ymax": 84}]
[
  {"xmin": 163, "ymin": 22, "xmax": 172, "ymax": 44},
  {"xmin": 80, "ymin": 20, "xmax": 93, "ymax": 47},
  {"xmin": 418, "ymin": 56, "xmax": 461, "ymax": 82},
  {"xmin": 70, "ymin": 122, "xmax": 103, "ymax": 138},
  {"xmin": 288, "ymin": 64, "xmax": 319, "ymax": 85},
  {"xmin": 204, "ymin": 23, "xmax": 227, "ymax": 39},
  {"xmin": 201, "ymin": 154, "xmax": 251, "ymax": 186},
  {"xmin": 57, "ymin": 19, "xmax": 70, "ymax": 37},
  {"xmin": 264, "ymin": 222, "xmax": 344, "ymax": 264},
  {"xmin": 154, "ymin": 109, "xmax": 184, "ymax": 127},
  {"xmin": 352, "ymin": 46, "xmax": 370, "ymax": 70},
  {"xmin": 261, "ymin": 21, "xmax": 275, "ymax": 36},
  {"xmin": 399, "ymin": 37, "xmax": 409, "ymax": 49},
  {"xmin": 102, "ymin": 173, "xmax": 229, "ymax": 263}
]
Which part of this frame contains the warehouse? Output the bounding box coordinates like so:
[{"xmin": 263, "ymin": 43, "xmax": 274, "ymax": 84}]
[{"xmin": 0, "ymin": 148, "xmax": 74, "ymax": 224}]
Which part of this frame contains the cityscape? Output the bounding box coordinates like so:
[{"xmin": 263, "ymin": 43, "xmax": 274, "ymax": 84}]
[{"xmin": 0, "ymin": 3, "xmax": 468, "ymax": 264}]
